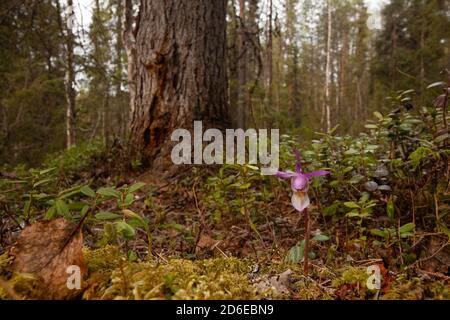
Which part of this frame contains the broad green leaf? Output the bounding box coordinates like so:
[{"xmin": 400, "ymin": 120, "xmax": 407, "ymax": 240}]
[
  {"xmin": 346, "ymin": 211, "xmax": 360, "ymax": 218},
  {"xmin": 285, "ymin": 242, "xmax": 304, "ymax": 263},
  {"xmin": 95, "ymin": 211, "xmax": 121, "ymax": 220},
  {"xmin": 124, "ymin": 193, "xmax": 134, "ymax": 207},
  {"xmin": 80, "ymin": 185, "xmax": 96, "ymax": 198},
  {"xmin": 128, "ymin": 182, "xmax": 146, "ymax": 193},
  {"xmin": 400, "ymin": 223, "xmax": 415, "ymax": 234},
  {"xmin": 312, "ymin": 234, "xmax": 329, "ymax": 242},
  {"xmin": 349, "ymin": 174, "xmax": 364, "ymax": 184},
  {"xmin": 373, "ymin": 111, "xmax": 383, "ymax": 121},
  {"xmin": 127, "ymin": 217, "xmax": 147, "ymax": 228},
  {"xmin": 370, "ymin": 229, "xmax": 388, "ymax": 238},
  {"xmin": 344, "ymin": 202, "xmax": 360, "ymax": 209},
  {"xmin": 80, "ymin": 205, "xmax": 89, "ymax": 216},
  {"xmin": 55, "ymin": 199, "xmax": 69, "ymax": 217},
  {"xmin": 97, "ymin": 187, "xmax": 120, "ymax": 198},
  {"xmin": 44, "ymin": 206, "xmax": 56, "ymax": 220},
  {"xmin": 434, "ymin": 134, "xmax": 449, "ymax": 144},
  {"xmin": 116, "ymin": 221, "xmax": 136, "ymax": 239}
]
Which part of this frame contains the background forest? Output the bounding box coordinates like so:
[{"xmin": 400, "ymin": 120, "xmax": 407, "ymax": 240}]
[{"xmin": 0, "ymin": 0, "xmax": 449, "ymax": 300}]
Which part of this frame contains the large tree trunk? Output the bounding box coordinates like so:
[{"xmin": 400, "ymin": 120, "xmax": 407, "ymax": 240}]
[{"xmin": 127, "ymin": 0, "xmax": 229, "ymax": 170}]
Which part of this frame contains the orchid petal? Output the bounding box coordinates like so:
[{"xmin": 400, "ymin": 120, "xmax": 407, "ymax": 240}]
[
  {"xmin": 291, "ymin": 174, "xmax": 308, "ymax": 191},
  {"xmin": 304, "ymin": 170, "xmax": 330, "ymax": 179},
  {"xmin": 291, "ymin": 191, "xmax": 310, "ymax": 212},
  {"xmin": 275, "ymin": 171, "xmax": 297, "ymax": 179}
]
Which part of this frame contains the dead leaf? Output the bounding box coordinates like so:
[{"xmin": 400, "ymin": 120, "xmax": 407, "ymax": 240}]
[
  {"xmin": 10, "ymin": 218, "xmax": 86, "ymax": 299},
  {"xmin": 195, "ymin": 234, "xmax": 217, "ymax": 254}
]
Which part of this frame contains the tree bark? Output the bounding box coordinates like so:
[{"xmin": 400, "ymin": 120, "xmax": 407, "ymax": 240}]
[
  {"xmin": 65, "ymin": 0, "xmax": 76, "ymax": 148},
  {"xmin": 324, "ymin": 0, "xmax": 332, "ymax": 132},
  {"xmin": 237, "ymin": 0, "xmax": 247, "ymax": 129},
  {"xmin": 267, "ymin": 0, "xmax": 273, "ymax": 111},
  {"xmin": 114, "ymin": 0, "xmax": 126, "ymax": 139},
  {"xmin": 128, "ymin": 0, "xmax": 229, "ymax": 170}
]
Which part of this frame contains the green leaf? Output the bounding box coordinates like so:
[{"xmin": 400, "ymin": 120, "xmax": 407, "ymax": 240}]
[
  {"xmin": 399, "ymin": 223, "xmax": 415, "ymax": 234},
  {"xmin": 127, "ymin": 217, "xmax": 147, "ymax": 228},
  {"xmin": 365, "ymin": 124, "xmax": 378, "ymax": 130},
  {"xmin": 97, "ymin": 187, "xmax": 120, "ymax": 198},
  {"xmin": 44, "ymin": 206, "xmax": 56, "ymax": 220},
  {"xmin": 434, "ymin": 134, "xmax": 449, "ymax": 144},
  {"xmin": 124, "ymin": 193, "xmax": 134, "ymax": 207},
  {"xmin": 349, "ymin": 174, "xmax": 364, "ymax": 184},
  {"xmin": 55, "ymin": 199, "xmax": 69, "ymax": 217},
  {"xmin": 312, "ymin": 234, "xmax": 329, "ymax": 242},
  {"xmin": 39, "ymin": 167, "xmax": 57, "ymax": 175},
  {"xmin": 346, "ymin": 211, "xmax": 360, "ymax": 218},
  {"xmin": 80, "ymin": 205, "xmax": 89, "ymax": 216},
  {"xmin": 426, "ymin": 81, "xmax": 446, "ymax": 90},
  {"xmin": 387, "ymin": 198, "xmax": 395, "ymax": 220},
  {"xmin": 122, "ymin": 209, "xmax": 149, "ymax": 230},
  {"xmin": 323, "ymin": 202, "xmax": 339, "ymax": 216},
  {"xmin": 128, "ymin": 182, "xmax": 146, "ymax": 193},
  {"xmin": 285, "ymin": 242, "xmax": 304, "ymax": 263},
  {"xmin": 344, "ymin": 202, "xmax": 360, "ymax": 209},
  {"xmin": 239, "ymin": 183, "xmax": 251, "ymax": 189},
  {"xmin": 345, "ymin": 148, "xmax": 359, "ymax": 155},
  {"xmin": 370, "ymin": 229, "xmax": 388, "ymax": 238},
  {"xmin": 373, "ymin": 111, "xmax": 383, "ymax": 121},
  {"xmin": 116, "ymin": 221, "xmax": 136, "ymax": 239},
  {"xmin": 95, "ymin": 211, "xmax": 121, "ymax": 220},
  {"xmin": 80, "ymin": 185, "xmax": 96, "ymax": 198},
  {"xmin": 22, "ymin": 199, "xmax": 31, "ymax": 218},
  {"xmin": 33, "ymin": 178, "xmax": 54, "ymax": 188}
]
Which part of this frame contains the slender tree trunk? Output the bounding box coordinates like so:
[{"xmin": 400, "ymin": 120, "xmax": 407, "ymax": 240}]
[
  {"xmin": 128, "ymin": 0, "xmax": 229, "ymax": 170},
  {"xmin": 419, "ymin": 18, "xmax": 426, "ymax": 103},
  {"xmin": 65, "ymin": 0, "xmax": 76, "ymax": 148},
  {"xmin": 228, "ymin": 1, "xmax": 239, "ymax": 127},
  {"xmin": 324, "ymin": 0, "xmax": 332, "ymax": 132},
  {"xmin": 237, "ymin": 0, "xmax": 247, "ymax": 129},
  {"xmin": 114, "ymin": 0, "xmax": 125, "ymax": 139},
  {"xmin": 102, "ymin": 84, "xmax": 110, "ymax": 146},
  {"xmin": 123, "ymin": 0, "xmax": 137, "ymax": 130},
  {"xmin": 267, "ymin": 0, "xmax": 273, "ymax": 115}
]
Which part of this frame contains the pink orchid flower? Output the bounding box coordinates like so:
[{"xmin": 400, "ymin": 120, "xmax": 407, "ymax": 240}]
[{"xmin": 276, "ymin": 149, "xmax": 330, "ymax": 212}]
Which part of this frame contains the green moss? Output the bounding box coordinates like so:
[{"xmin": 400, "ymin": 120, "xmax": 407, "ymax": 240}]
[
  {"xmin": 381, "ymin": 277, "xmax": 424, "ymax": 300},
  {"xmin": 0, "ymin": 252, "xmax": 12, "ymax": 275},
  {"xmin": 425, "ymin": 281, "xmax": 450, "ymax": 300},
  {"xmin": 332, "ymin": 267, "xmax": 372, "ymax": 299},
  {"xmin": 83, "ymin": 245, "xmax": 123, "ymax": 273},
  {"xmin": 83, "ymin": 255, "xmax": 262, "ymax": 300}
]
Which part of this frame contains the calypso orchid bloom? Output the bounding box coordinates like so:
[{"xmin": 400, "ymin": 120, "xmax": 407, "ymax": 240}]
[{"xmin": 276, "ymin": 150, "xmax": 330, "ymax": 212}]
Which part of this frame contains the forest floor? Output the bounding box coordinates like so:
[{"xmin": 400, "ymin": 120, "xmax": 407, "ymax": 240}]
[
  {"xmin": 1, "ymin": 135, "xmax": 449, "ymax": 300},
  {"xmin": 2, "ymin": 173, "xmax": 448, "ymax": 300}
]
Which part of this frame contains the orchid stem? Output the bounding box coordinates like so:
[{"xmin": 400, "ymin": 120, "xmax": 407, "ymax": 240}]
[{"xmin": 304, "ymin": 207, "xmax": 310, "ymax": 276}]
